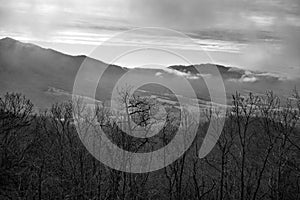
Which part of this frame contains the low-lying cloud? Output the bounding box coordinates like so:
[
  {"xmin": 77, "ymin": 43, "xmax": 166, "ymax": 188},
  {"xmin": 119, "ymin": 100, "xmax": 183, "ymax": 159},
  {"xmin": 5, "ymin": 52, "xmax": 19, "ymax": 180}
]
[
  {"xmin": 155, "ymin": 68, "xmax": 200, "ymax": 80},
  {"xmin": 228, "ymin": 69, "xmax": 288, "ymax": 83}
]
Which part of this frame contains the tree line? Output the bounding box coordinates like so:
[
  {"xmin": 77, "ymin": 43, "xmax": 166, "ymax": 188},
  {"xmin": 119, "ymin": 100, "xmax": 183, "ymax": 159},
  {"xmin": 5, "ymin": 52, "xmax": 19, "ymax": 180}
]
[{"xmin": 0, "ymin": 90, "xmax": 299, "ymax": 200}]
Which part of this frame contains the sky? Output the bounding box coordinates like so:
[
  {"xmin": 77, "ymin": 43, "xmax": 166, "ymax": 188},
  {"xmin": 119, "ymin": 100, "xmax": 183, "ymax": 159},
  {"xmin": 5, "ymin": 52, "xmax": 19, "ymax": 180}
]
[{"xmin": 0, "ymin": 0, "xmax": 300, "ymax": 78}]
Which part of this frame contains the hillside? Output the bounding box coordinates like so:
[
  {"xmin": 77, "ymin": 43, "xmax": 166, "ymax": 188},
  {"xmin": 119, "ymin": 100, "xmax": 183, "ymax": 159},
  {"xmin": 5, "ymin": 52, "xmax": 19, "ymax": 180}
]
[{"xmin": 0, "ymin": 37, "xmax": 298, "ymax": 109}]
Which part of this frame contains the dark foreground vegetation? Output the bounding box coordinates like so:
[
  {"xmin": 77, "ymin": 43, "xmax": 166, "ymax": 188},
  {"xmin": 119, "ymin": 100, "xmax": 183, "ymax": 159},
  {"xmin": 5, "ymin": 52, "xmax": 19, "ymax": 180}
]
[{"xmin": 0, "ymin": 90, "xmax": 300, "ymax": 200}]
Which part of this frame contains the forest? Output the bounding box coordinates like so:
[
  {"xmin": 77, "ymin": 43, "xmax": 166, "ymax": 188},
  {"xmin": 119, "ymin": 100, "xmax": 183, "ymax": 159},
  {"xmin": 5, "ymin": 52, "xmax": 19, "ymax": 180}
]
[{"xmin": 0, "ymin": 90, "xmax": 300, "ymax": 200}]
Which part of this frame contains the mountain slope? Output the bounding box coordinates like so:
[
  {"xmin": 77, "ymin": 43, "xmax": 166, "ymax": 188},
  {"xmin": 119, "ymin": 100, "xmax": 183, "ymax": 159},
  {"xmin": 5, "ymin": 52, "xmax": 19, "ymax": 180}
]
[
  {"xmin": 0, "ymin": 37, "xmax": 126, "ymax": 108},
  {"xmin": 0, "ymin": 37, "xmax": 298, "ymax": 108}
]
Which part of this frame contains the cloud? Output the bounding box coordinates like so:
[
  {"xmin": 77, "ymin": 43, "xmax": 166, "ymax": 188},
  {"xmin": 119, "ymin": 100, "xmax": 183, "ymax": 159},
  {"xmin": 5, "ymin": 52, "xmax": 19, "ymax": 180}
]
[
  {"xmin": 155, "ymin": 72, "xmax": 163, "ymax": 77},
  {"xmin": 2, "ymin": 0, "xmax": 299, "ymax": 44},
  {"xmin": 126, "ymin": 0, "xmax": 300, "ymax": 79},
  {"xmin": 255, "ymin": 72, "xmax": 287, "ymax": 81},
  {"xmin": 155, "ymin": 68, "xmax": 200, "ymax": 80},
  {"xmin": 240, "ymin": 76, "xmax": 257, "ymax": 83},
  {"xmin": 128, "ymin": 0, "xmax": 245, "ymax": 30},
  {"xmin": 0, "ymin": 0, "xmax": 129, "ymax": 40},
  {"xmin": 128, "ymin": 0, "xmax": 300, "ymax": 31},
  {"xmin": 229, "ymin": 72, "xmax": 257, "ymax": 83},
  {"xmin": 241, "ymin": 25, "xmax": 300, "ymax": 79},
  {"xmin": 228, "ymin": 69, "xmax": 288, "ymax": 83}
]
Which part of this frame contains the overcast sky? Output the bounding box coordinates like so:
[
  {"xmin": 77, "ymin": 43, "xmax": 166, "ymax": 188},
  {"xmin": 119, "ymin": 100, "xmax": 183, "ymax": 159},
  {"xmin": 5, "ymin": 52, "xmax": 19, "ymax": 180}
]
[{"xmin": 0, "ymin": 0, "xmax": 300, "ymax": 78}]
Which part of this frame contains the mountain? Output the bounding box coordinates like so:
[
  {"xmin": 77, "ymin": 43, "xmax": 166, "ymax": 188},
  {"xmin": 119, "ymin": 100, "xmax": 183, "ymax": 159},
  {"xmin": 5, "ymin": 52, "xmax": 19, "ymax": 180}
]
[
  {"xmin": 0, "ymin": 37, "xmax": 298, "ymax": 109},
  {"xmin": 0, "ymin": 37, "xmax": 126, "ymax": 108}
]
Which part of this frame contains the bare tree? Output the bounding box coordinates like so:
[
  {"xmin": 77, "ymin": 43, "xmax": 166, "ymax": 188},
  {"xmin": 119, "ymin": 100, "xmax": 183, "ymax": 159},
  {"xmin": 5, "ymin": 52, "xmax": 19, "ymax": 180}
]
[
  {"xmin": 0, "ymin": 93, "xmax": 34, "ymax": 199},
  {"xmin": 232, "ymin": 92, "xmax": 259, "ymax": 200}
]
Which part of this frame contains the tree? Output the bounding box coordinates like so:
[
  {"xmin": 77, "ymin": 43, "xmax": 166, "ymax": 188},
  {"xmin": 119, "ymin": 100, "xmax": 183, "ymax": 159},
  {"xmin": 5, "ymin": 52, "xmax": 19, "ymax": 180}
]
[{"xmin": 0, "ymin": 93, "xmax": 34, "ymax": 199}]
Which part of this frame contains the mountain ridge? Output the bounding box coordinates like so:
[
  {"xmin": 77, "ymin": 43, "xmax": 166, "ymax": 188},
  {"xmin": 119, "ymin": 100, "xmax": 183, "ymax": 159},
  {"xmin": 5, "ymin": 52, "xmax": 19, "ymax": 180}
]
[
  {"xmin": 0, "ymin": 37, "xmax": 235, "ymax": 73},
  {"xmin": 0, "ymin": 37, "xmax": 297, "ymax": 109}
]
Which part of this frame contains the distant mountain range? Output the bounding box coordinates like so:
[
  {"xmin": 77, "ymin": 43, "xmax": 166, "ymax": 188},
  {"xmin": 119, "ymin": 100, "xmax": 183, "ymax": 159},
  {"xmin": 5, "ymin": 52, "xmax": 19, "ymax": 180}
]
[{"xmin": 0, "ymin": 37, "xmax": 298, "ymax": 109}]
